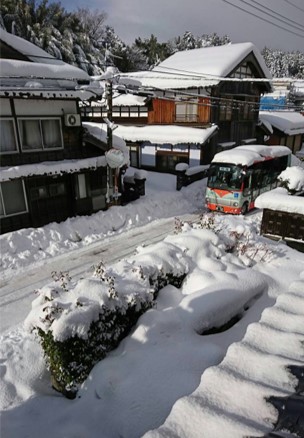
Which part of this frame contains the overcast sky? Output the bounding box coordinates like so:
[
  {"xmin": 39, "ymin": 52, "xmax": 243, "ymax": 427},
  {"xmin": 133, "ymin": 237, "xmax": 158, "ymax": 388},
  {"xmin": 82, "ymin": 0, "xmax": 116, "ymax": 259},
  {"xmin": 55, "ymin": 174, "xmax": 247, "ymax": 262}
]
[{"xmin": 59, "ymin": 0, "xmax": 304, "ymax": 52}]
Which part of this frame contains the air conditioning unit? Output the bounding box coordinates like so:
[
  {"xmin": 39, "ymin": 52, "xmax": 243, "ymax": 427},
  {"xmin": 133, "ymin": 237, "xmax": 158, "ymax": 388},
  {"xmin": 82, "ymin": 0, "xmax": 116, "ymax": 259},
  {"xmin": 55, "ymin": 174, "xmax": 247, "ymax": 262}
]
[{"xmin": 64, "ymin": 113, "xmax": 81, "ymax": 127}]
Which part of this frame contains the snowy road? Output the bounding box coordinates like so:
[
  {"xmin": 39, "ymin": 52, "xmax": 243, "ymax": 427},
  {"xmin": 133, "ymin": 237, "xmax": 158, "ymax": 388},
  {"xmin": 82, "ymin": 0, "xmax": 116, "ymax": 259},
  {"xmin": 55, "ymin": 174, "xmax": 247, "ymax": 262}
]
[{"xmin": 0, "ymin": 212, "xmax": 200, "ymax": 334}]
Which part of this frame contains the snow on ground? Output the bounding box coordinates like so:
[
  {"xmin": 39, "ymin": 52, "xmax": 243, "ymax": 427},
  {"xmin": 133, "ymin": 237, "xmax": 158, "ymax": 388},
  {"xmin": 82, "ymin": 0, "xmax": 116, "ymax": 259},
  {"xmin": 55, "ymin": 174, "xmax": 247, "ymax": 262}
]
[
  {"xmin": 0, "ymin": 169, "xmax": 203, "ymax": 280},
  {"xmin": 0, "ymin": 168, "xmax": 304, "ymax": 438}
]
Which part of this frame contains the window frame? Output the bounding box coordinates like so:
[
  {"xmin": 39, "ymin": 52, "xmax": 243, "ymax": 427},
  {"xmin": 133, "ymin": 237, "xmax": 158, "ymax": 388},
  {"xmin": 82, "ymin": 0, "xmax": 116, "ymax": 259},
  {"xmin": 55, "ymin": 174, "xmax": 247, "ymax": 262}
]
[
  {"xmin": 18, "ymin": 117, "xmax": 64, "ymax": 152},
  {"xmin": 0, "ymin": 179, "xmax": 28, "ymax": 217},
  {"xmin": 0, "ymin": 117, "xmax": 19, "ymax": 154},
  {"xmin": 175, "ymin": 101, "xmax": 198, "ymax": 123},
  {"xmin": 219, "ymin": 97, "xmax": 233, "ymax": 122}
]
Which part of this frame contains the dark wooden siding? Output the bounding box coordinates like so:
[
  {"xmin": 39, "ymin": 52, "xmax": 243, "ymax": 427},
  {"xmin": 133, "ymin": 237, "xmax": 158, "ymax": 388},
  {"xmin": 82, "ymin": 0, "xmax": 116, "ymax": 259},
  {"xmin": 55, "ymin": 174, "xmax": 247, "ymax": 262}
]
[{"xmin": 261, "ymin": 208, "xmax": 304, "ymax": 241}]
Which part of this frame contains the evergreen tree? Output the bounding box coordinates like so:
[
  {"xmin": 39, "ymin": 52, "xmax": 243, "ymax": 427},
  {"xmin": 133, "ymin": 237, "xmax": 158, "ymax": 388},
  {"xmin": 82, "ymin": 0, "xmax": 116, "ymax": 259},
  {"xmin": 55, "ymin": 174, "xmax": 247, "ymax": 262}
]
[
  {"xmin": 134, "ymin": 34, "xmax": 173, "ymax": 68},
  {"xmin": 1, "ymin": 0, "xmax": 303, "ymax": 78}
]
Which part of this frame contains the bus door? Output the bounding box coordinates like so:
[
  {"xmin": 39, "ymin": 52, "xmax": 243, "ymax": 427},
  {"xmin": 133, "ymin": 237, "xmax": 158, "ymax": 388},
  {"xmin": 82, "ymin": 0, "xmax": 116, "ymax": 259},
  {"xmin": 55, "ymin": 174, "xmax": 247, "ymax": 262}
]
[
  {"xmin": 248, "ymin": 169, "xmax": 267, "ymax": 207},
  {"xmin": 242, "ymin": 171, "xmax": 256, "ymax": 210}
]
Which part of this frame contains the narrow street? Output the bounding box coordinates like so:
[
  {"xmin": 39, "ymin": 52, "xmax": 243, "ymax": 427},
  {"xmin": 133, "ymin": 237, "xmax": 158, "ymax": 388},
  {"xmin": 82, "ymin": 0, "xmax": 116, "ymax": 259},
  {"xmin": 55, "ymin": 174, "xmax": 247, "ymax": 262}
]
[{"xmin": 0, "ymin": 212, "xmax": 201, "ymax": 334}]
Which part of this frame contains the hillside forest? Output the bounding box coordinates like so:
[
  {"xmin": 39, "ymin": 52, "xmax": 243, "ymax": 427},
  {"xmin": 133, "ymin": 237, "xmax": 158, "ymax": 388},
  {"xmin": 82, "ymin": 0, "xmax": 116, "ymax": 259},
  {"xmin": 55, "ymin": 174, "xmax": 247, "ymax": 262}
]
[{"xmin": 1, "ymin": 0, "xmax": 303, "ymax": 78}]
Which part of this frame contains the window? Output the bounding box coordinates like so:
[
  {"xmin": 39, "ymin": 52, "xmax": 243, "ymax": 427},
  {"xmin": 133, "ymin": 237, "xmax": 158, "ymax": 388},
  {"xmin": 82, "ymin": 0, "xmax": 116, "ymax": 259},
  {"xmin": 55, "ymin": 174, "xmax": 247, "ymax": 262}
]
[
  {"xmin": 0, "ymin": 180, "xmax": 28, "ymax": 217},
  {"xmin": 219, "ymin": 98, "xmax": 232, "ymax": 121},
  {"xmin": 49, "ymin": 183, "xmax": 66, "ymax": 197},
  {"xmin": 129, "ymin": 146, "xmax": 138, "ymax": 167},
  {"xmin": 0, "ymin": 119, "xmax": 18, "ymax": 153},
  {"xmin": 30, "ymin": 186, "xmax": 48, "ymax": 201},
  {"xmin": 18, "ymin": 118, "xmax": 63, "ymax": 151},
  {"xmin": 156, "ymin": 152, "xmax": 188, "ymax": 172},
  {"xmin": 231, "ymin": 63, "xmax": 255, "ymax": 79},
  {"xmin": 175, "ymin": 101, "xmax": 198, "ymax": 122}
]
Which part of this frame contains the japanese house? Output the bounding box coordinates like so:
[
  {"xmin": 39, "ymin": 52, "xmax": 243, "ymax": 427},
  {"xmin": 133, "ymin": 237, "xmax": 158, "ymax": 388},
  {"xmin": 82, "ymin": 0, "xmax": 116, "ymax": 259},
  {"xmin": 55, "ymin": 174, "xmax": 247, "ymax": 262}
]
[
  {"xmin": 0, "ymin": 29, "xmax": 118, "ymax": 234},
  {"xmin": 258, "ymin": 110, "xmax": 304, "ymax": 157},
  {"xmin": 105, "ymin": 42, "xmax": 272, "ymax": 170}
]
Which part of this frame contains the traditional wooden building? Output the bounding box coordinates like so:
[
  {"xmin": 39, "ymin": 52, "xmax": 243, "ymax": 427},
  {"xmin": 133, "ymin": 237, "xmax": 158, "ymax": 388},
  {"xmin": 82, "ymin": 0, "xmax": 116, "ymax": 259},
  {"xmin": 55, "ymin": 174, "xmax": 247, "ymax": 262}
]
[
  {"xmin": 110, "ymin": 42, "xmax": 272, "ymax": 169},
  {"xmin": 0, "ymin": 29, "xmax": 124, "ymax": 234},
  {"xmin": 258, "ymin": 111, "xmax": 304, "ymax": 157}
]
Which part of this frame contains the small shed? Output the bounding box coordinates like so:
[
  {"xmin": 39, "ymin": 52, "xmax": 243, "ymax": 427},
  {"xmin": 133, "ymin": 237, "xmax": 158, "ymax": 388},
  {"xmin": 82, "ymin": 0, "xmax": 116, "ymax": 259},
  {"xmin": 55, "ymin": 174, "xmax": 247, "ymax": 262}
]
[
  {"xmin": 259, "ymin": 111, "xmax": 304, "ymax": 155},
  {"xmin": 255, "ymin": 187, "xmax": 304, "ymax": 247}
]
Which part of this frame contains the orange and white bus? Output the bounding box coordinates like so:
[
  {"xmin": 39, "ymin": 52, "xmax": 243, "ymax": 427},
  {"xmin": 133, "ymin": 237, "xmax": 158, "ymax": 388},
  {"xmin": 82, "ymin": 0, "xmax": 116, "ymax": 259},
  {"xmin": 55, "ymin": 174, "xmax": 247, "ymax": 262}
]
[{"xmin": 205, "ymin": 145, "xmax": 291, "ymax": 214}]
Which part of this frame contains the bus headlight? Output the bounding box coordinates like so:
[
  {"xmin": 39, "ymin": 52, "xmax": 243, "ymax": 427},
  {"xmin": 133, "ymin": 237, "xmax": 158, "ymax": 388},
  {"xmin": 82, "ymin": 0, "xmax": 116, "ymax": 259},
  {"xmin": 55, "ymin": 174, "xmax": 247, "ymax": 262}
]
[
  {"xmin": 206, "ymin": 197, "xmax": 210, "ymax": 203},
  {"xmin": 233, "ymin": 201, "xmax": 239, "ymax": 207}
]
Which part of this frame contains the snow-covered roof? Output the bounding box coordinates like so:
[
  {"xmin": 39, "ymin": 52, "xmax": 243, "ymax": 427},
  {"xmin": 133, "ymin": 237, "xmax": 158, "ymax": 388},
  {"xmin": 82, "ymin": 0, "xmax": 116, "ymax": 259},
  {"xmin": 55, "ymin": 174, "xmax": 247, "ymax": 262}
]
[
  {"xmin": 0, "ymin": 29, "xmax": 94, "ymax": 95},
  {"xmin": 119, "ymin": 42, "xmax": 271, "ymax": 91},
  {"xmin": 83, "ymin": 122, "xmax": 218, "ymax": 146},
  {"xmin": 255, "ymin": 187, "xmax": 304, "ymax": 215},
  {"xmin": 0, "ymin": 58, "xmax": 90, "ymax": 82},
  {"xmin": 259, "ymin": 111, "xmax": 304, "ymax": 135},
  {"xmin": 88, "ymin": 92, "xmax": 147, "ymax": 107},
  {"xmin": 119, "ymin": 70, "xmax": 219, "ymax": 91},
  {"xmin": 0, "ymin": 87, "xmax": 102, "ymax": 101},
  {"xmin": 156, "ymin": 42, "xmax": 271, "ymax": 79},
  {"xmin": 0, "ymin": 157, "xmax": 107, "ymax": 182},
  {"xmin": 290, "ymin": 80, "xmax": 304, "ymax": 97},
  {"xmin": 0, "ymin": 28, "xmax": 62, "ymax": 65},
  {"xmin": 212, "ymin": 144, "xmax": 291, "ymax": 166},
  {"xmin": 112, "ymin": 92, "xmax": 147, "ymax": 106}
]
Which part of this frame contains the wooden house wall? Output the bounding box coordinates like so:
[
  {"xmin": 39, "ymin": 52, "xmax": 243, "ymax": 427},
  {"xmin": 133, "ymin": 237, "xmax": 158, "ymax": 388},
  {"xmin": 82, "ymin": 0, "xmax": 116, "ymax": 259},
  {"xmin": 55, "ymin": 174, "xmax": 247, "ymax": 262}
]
[
  {"xmin": 198, "ymin": 97, "xmax": 211, "ymax": 123},
  {"xmin": 148, "ymin": 99, "xmax": 175, "ymax": 124},
  {"xmin": 147, "ymin": 97, "xmax": 211, "ymax": 125}
]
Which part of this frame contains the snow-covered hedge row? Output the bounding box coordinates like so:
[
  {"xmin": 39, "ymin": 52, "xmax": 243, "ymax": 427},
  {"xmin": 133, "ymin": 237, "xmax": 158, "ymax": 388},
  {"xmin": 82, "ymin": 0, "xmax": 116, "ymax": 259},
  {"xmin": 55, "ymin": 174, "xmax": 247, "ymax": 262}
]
[
  {"xmin": 25, "ymin": 213, "xmax": 271, "ymax": 398},
  {"xmin": 25, "ymin": 243, "xmax": 190, "ymax": 397}
]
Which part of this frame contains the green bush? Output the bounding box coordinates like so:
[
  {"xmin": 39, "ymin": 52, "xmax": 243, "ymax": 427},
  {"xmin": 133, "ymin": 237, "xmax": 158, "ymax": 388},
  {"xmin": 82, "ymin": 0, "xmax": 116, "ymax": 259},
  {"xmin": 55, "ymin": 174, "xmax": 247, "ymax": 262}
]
[
  {"xmin": 30, "ymin": 265, "xmax": 186, "ymax": 398},
  {"xmin": 38, "ymin": 301, "xmax": 151, "ymax": 398}
]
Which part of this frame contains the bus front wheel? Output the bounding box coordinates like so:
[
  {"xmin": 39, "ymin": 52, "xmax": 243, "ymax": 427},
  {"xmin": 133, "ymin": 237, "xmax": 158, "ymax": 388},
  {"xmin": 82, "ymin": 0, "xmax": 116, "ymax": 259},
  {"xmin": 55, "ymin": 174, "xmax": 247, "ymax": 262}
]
[{"xmin": 240, "ymin": 202, "xmax": 248, "ymax": 215}]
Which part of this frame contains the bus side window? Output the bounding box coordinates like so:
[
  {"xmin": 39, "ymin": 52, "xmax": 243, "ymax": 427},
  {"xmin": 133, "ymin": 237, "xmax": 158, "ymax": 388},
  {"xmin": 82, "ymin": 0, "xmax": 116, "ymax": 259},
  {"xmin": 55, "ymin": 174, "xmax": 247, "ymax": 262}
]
[{"xmin": 251, "ymin": 170, "xmax": 261, "ymax": 189}]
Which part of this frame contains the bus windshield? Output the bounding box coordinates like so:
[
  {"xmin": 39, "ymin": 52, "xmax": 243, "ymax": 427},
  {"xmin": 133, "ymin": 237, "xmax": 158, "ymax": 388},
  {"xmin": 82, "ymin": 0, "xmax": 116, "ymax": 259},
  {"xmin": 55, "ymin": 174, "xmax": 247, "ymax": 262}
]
[{"xmin": 208, "ymin": 163, "xmax": 243, "ymax": 190}]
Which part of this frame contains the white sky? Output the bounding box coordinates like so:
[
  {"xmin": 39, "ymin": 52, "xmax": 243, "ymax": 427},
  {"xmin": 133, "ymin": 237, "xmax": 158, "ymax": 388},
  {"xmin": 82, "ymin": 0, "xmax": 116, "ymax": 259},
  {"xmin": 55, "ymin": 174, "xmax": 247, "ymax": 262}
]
[
  {"xmin": 59, "ymin": 0, "xmax": 304, "ymax": 52},
  {"xmin": 1, "ymin": 168, "xmax": 304, "ymax": 438}
]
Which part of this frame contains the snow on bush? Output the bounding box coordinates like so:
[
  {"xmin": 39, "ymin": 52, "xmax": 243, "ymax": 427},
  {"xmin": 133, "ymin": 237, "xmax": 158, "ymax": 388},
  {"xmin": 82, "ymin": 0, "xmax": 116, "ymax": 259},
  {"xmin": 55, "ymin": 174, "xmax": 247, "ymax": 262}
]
[
  {"xmin": 278, "ymin": 165, "xmax": 304, "ymax": 193},
  {"xmin": 24, "ymin": 213, "xmax": 272, "ymax": 398},
  {"xmin": 25, "ymin": 242, "xmax": 190, "ymax": 396}
]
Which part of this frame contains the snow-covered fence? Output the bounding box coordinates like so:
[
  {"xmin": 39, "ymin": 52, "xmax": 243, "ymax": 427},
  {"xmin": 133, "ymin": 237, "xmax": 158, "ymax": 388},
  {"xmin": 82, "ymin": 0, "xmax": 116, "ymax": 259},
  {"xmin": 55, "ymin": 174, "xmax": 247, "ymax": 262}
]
[{"xmin": 175, "ymin": 163, "xmax": 209, "ymax": 191}]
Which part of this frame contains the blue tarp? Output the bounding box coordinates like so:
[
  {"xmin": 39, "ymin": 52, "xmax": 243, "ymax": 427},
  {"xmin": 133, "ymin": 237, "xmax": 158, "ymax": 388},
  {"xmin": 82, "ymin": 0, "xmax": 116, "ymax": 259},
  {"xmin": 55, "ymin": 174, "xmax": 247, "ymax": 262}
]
[{"xmin": 260, "ymin": 95, "xmax": 287, "ymax": 111}]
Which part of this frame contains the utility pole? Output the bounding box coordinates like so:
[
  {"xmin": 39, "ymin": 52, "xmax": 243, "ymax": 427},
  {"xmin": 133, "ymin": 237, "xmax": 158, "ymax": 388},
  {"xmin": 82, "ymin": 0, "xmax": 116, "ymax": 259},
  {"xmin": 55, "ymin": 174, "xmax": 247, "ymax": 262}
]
[
  {"xmin": 105, "ymin": 77, "xmax": 113, "ymax": 204},
  {"xmin": 106, "ymin": 79, "xmax": 113, "ymax": 152},
  {"xmin": 103, "ymin": 45, "xmax": 123, "ymax": 204}
]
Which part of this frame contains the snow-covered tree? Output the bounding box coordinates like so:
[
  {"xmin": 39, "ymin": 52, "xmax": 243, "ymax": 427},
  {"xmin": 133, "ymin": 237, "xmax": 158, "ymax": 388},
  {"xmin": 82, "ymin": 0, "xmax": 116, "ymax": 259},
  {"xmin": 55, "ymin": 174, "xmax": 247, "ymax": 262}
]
[
  {"xmin": 1, "ymin": 0, "xmax": 303, "ymax": 77},
  {"xmin": 262, "ymin": 47, "xmax": 304, "ymax": 79}
]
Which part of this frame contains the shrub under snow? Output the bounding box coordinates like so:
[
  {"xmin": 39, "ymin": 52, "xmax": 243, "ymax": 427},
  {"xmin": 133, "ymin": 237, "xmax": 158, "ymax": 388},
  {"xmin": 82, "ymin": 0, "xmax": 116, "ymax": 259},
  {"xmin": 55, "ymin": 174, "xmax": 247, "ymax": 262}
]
[
  {"xmin": 25, "ymin": 242, "xmax": 190, "ymax": 397},
  {"xmin": 25, "ymin": 214, "xmax": 272, "ymax": 397}
]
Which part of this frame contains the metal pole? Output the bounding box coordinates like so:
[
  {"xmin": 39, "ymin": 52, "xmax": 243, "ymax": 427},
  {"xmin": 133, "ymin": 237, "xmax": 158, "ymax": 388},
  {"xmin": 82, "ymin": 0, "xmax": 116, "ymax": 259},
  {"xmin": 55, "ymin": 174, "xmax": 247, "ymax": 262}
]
[{"xmin": 106, "ymin": 79, "xmax": 113, "ymax": 204}]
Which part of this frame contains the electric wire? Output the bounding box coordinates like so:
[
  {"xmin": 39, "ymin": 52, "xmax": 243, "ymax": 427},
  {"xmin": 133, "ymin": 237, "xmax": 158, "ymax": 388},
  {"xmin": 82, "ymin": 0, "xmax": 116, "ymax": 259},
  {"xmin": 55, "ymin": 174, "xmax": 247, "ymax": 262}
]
[
  {"xmin": 282, "ymin": 0, "xmax": 304, "ymax": 14},
  {"xmin": 221, "ymin": 0, "xmax": 304, "ymax": 38},
  {"xmin": 237, "ymin": 0, "xmax": 304, "ymax": 33}
]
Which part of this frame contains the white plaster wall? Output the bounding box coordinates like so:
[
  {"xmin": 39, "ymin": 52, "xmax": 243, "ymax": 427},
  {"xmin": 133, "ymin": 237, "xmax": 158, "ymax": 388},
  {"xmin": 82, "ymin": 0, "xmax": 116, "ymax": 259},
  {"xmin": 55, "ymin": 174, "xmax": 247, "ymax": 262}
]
[
  {"xmin": 189, "ymin": 148, "xmax": 201, "ymax": 166},
  {"xmin": 14, "ymin": 99, "xmax": 77, "ymax": 116},
  {"xmin": 141, "ymin": 144, "xmax": 156, "ymax": 167},
  {"xmin": 0, "ymin": 99, "xmax": 12, "ymax": 116}
]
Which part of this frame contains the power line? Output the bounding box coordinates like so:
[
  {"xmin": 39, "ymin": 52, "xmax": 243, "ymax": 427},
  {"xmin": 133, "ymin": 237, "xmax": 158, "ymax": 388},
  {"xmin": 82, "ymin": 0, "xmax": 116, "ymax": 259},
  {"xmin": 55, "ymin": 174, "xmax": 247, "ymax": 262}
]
[
  {"xmin": 245, "ymin": 0, "xmax": 304, "ymax": 32},
  {"xmin": 147, "ymin": 86, "xmax": 300, "ymax": 111},
  {"xmin": 221, "ymin": 0, "xmax": 304, "ymax": 39},
  {"xmin": 152, "ymin": 66, "xmax": 273, "ymax": 83},
  {"xmin": 282, "ymin": 0, "xmax": 304, "ymax": 14}
]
